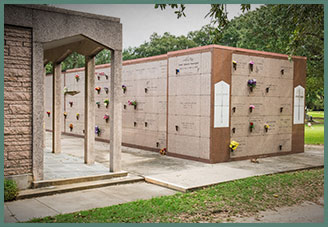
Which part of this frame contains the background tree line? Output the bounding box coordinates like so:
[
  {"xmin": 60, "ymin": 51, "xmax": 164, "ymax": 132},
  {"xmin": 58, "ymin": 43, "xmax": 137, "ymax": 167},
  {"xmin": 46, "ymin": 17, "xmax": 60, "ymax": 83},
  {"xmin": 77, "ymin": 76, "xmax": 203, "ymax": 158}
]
[{"xmin": 50, "ymin": 4, "xmax": 323, "ymax": 110}]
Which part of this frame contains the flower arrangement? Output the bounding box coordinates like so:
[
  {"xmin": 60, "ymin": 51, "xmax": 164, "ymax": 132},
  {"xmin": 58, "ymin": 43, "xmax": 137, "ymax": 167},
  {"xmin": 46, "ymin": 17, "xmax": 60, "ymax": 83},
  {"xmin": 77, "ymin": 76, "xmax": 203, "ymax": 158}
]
[
  {"xmin": 103, "ymin": 114, "xmax": 109, "ymax": 122},
  {"xmin": 249, "ymin": 122, "xmax": 254, "ymax": 132},
  {"xmin": 249, "ymin": 60, "xmax": 254, "ymax": 71},
  {"xmin": 229, "ymin": 140, "xmax": 239, "ymax": 152},
  {"xmin": 159, "ymin": 148, "xmax": 167, "ymax": 155},
  {"xmin": 76, "ymin": 113, "xmax": 80, "ymax": 120},
  {"xmin": 264, "ymin": 124, "xmax": 270, "ymax": 132},
  {"xmin": 75, "ymin": 74, "xmax": 80, "ymax": 82},
  {"xmin": 63, "ymin": 112, "xmax": 67, "ymax": 118},
  {"xmin": 95, "ymin": 87, "xmax": 101, "ymax": 94},
  {"xmin": 247, "ymin": 79, "xmax": 256, "ymax": 92},
  {"xmin": 122, "ymin": 85, "xmax": 127, "ymax": 93},
  {"xmin": 104, "ymin": 87, "xmax": 109, "ymax": 94},
  {"xmin": 95, "ymin": 72, "xmax": 100, "ymax": 80},
  {"xmin": 101, "ymin": 72, "xmax": 108, "ymax": 79},
  {"xmin": 98, "ymin": 72, "xmax": 108, "ymax": 80},
  {"xmin": 69, "ymin": 123, "xmax": 73, "ymax": 131},
  {"xmin": 69, "ymin": 101, "xmax": 73, "ymax": 107},
  {"xmin": 95, "ymin": 126, "xmax": 100, "ymax": 136},
  {"xmin": 249, "ymin": 105, "xmax": 255, "ymax": 113},
  {"xmin": 128, "ymin": 100, "xmax": 137, "ymax": 109},
  {"xmin": 232, "ymin": 60, "xmax": 237, "ymax": 70},
  {"xmin": 96, "ymin": 101, "xmax": 100, "ymax": 108},
  {"xmin": 104, "ymin": 99, "xmax": 109, "ymax": 108},
  {"xmin": 46, "ymin": 111, "xmax": 51, "ymax": 117}
]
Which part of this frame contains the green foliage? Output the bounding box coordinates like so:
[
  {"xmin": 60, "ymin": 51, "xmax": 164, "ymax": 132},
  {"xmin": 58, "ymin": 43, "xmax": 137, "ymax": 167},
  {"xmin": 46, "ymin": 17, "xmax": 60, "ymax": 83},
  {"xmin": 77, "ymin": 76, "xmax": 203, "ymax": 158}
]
[
  {"xmin": 45, "ymin": 50, "xmax": 111, "ymax": 74},
  {"xmin": 95, "ymin": 49, "xmax": 111, "ymax": 65},
  {"xmin": 123, "ymin": 32, "xmax": 198, "ymax": 61},
  {"xmin": 29, "ymin": 168, "xmax": 324, "ymax": 223},
  {"xmin": 4, "ymin": 179, "xmax": 18, "ymax": 201},
  {"xmin": 155, "ymin": 4, "xmax": 250, "ymax": 28},
  {"xmin": 154, "ymin": 4, "xmax": 323, "ymax": 109},
  {"xmin": 219, "ymin": 5, "xmax": 324, "ymax": 110}
]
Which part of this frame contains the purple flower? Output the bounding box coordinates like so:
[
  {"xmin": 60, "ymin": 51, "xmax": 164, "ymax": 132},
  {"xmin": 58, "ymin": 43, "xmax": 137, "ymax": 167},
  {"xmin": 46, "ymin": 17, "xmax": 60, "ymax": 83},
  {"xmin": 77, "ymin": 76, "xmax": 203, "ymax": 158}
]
[
  {"xmin": 248, "ymin": 79, "xmax": 257, "ymax": 87},
  {"xmin": 95, "ymin": 126, "xmax": 100, "ymax": 134}
]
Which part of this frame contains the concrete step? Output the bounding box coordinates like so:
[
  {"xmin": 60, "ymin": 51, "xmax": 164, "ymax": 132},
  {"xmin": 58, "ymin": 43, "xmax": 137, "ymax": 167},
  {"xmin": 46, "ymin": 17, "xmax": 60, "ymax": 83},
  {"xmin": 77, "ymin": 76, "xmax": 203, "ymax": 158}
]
[
  {"xmin": 17, "ymin": 174, "xmax": 144, "ymax": 200},
  {"xmin": 32, "ymin": 171, "xmax": 128, "ymax": 188}
]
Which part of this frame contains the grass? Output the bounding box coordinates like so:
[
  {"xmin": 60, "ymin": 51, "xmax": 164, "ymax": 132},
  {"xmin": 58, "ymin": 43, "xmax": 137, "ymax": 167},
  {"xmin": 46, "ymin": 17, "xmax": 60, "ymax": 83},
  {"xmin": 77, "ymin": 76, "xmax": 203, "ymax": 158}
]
[
  {"xmin": 305, "ymin": 110, "xmax": 324, "ymax": 145},
  {"xmin": 29, "ymin": 168, "xmax": 324, "ymax": 223},
  {"xmin": 307, "ymin": 111, "xmax": 324, "ymax": 119},
  {"xmin": 305, "ymin": 124, "xmax": 324, "ymax": 145}
]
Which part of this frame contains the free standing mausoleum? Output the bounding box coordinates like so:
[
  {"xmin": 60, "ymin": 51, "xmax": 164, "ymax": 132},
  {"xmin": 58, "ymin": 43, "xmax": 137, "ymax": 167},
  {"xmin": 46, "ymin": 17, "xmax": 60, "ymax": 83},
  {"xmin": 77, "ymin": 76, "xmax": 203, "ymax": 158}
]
[{"xmin": 44, "ymin": 46, "xmax": 306, "ymax": 162}]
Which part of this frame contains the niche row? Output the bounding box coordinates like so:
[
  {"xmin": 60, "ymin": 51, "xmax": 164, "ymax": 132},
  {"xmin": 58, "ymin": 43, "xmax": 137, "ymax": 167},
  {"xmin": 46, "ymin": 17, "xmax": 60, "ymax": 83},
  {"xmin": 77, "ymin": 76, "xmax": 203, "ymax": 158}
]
[{"xmin": 232, "ymin": 60, "xmax": 285, "ymax": 75}]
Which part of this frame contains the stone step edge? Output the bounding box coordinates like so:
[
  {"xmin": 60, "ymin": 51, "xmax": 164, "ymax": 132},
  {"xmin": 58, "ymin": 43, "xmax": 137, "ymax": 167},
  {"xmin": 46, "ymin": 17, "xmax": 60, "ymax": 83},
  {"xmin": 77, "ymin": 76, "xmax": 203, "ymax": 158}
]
[
  {"xmin": 32, "ymin": 171, "xmax": 128, "ymax": 188},
  {"xmin": 144, "ymin": 177, "xmax": 188, "ymax": 193},
  {"xmin": 17, "ymin": 175, "xmax": 144, "ymax": 200},
  {"xmin": 145, "ymin": 165, "xmax": 325, "ymax": 193}
]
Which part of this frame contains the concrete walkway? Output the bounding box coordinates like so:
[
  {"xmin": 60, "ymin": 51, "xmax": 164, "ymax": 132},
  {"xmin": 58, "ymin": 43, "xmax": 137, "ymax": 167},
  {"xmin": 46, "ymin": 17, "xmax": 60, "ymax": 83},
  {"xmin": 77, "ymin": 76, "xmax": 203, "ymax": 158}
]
[
  {"xmin": 5, "ymin": 182, "xmax": 176, "ymax": 222},
  {"xmin": 144, "ymin": 146, "xmax": 324, "ymax": 191},
  {"xmin": 4, "ymin": 132, "xmax": 324, "ymax": 222},
  {"xmin": 233, "ymin": 197, "xmax": 324, "ymax": 223}
]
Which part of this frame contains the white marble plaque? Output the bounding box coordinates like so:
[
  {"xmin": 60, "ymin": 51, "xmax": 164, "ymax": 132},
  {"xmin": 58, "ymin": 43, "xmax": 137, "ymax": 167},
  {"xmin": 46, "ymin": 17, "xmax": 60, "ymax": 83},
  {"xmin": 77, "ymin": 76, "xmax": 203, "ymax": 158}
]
[
  {"xmin": 214, "ymin": 81, "xmax": 230, "ymax": 128},
  {"xmin": 293, "ymin": 85, "xmax": 305, "ymax": 124}
]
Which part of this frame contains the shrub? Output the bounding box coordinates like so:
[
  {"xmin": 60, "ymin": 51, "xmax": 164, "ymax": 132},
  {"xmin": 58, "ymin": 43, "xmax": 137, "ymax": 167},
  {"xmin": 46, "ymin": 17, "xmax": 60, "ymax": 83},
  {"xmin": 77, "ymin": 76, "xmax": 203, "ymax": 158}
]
[{"xmin": 4, "ymin": 179, "xmax": 18, "ymax": 201}]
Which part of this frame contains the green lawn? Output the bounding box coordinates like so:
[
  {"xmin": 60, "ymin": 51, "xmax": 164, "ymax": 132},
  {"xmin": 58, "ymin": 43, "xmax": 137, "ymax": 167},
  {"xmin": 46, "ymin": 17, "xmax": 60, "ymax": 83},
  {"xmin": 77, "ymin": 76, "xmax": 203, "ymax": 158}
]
[
  {"xmin": 29, "ymin": 168, "xmax": 324, "ymax": 223},
  {"xmin": 305, "ymin": 124, "xmax": 324, "ymax": 145},
  {"xmin": 307, "ymin": 111, "xmax": 324, "ymax": 118}
]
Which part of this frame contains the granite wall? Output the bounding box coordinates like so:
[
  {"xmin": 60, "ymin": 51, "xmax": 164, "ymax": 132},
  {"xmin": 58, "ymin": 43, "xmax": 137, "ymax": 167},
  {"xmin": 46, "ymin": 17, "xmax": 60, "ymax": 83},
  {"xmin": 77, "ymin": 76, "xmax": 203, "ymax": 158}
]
[
  {"xmin": 4, "ymin": 25, "xmax": 33, "ymax": 184},
  {"xmin": 230, "ymin": 53, "xmax": 294, "ymax": 158}
]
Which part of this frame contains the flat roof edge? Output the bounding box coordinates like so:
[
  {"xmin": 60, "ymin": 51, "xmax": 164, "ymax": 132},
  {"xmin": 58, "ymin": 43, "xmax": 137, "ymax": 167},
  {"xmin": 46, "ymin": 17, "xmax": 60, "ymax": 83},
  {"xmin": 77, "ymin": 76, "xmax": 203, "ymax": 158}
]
[
  {"xmin": 14, "ymin": 4, "xmax": 120, "ymax": 23},
  {"xmin": 212, "ymin": 45, "xmax": 307, "ymax": 60},
  {"xmin": 61, "ymin": 44, "xmax": 306, "ymax": 74}
]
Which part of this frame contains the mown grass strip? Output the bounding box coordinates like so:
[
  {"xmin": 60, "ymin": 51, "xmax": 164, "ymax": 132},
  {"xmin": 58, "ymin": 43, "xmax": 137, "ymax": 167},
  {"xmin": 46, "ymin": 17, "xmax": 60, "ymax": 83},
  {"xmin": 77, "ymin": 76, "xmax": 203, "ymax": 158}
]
[
  {"xmin": 29, "ymin": 168, "xmax": 324, "ymax": 223},
  {"xmin": 307, "ymin": 111, "xmax": 324, "ymax": 119},
  {"xmin": 305, "ymin": 124, "xmax": 324, "ymax": 145}
]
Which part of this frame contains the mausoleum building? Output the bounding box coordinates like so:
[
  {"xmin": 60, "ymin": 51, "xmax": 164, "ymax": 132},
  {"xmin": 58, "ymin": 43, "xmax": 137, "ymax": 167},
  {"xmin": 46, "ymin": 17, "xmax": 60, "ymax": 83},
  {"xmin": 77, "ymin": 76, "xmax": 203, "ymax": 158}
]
[{"xmin": 44, "ymin": 45, "xmax": 306, "ymax": 163}]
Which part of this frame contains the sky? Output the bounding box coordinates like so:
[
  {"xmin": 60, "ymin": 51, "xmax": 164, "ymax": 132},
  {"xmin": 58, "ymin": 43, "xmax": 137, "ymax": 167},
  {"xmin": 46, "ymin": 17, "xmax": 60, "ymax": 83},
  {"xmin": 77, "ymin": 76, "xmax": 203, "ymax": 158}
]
[{"xmin": 53, "ymin": 4, "xmax": 261, "ymax": 49}]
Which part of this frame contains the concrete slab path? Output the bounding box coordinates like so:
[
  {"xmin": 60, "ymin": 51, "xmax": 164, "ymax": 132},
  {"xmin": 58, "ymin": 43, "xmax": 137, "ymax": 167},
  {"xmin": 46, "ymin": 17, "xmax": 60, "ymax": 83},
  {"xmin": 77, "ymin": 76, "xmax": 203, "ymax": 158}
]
[
  {"xmin": 233, "ymin": 197, "xmax": 324, "ymax": 223},
  {"xmin": 4, "ymin": 182, "xmax": 176, "ymax": 222},
  {"xmin": 4, "ymin": 133, "xmax": 323, "ymax": 223},
  {"xmin": 144, "ymin": 147, "xmax": 324, "ymax": 191}
]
